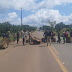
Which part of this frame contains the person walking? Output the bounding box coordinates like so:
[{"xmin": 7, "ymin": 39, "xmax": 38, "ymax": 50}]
[
  {"xmin": 22, "ymin": 30, "xmax": 26, "ymax": 45},
  {"xmin": 17, "ymin": 31, "xmax": 19, "ymax": 44},
  {"xmin": 47, "ymin": 30, "xmax": 51, "ymax": 46}
]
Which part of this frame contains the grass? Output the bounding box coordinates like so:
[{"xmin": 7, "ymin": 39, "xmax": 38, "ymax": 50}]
[
  {"xmin": 0, "ymin": 35, "xmax": 14, "ymax": 42},
  {"xmin": 0, "ymin": 31, "xmax": 30, "ymax": 42},
  {"xmin": 0, "ymin": 37, "xmax": 3, "ymax": 41},
  {"xmin": 10, "ymin": 34, "xmax": 14, "ymax": 41},
  {"xmin": 10, "ymin": 32, "xmax": 22, "ymax": 42}
]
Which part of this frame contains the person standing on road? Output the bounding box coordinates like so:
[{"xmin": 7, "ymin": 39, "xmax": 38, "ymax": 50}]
[
  {"xmin": 70, "ymin": 30, "xmax": 72, "ymax": 42},
  {"xmin": 63, "ymin": 31, "xmax": 65, "ymax": 44},
  {"xmin": 57, "ymin": 31, "xmax": 61, "ymax": 43},
  {"xmin": 6, "ymin": 31, "xmax": 10, "ymax": 38},
  {"xmin": 51, "ymin": 31, "xmax": 54, "ymax": 42},
  {"xmin": 65, "ymin": 31, "xmax": 68, "ymax": 38},
  {"xmin": 22, "ymin": 30, "xmax": 26, "ymax": 45},
  {"xmin": 2, "ymin": 32, "xmax": 5, "ymax": 38},
  {"xmin": 17, "ymin": 31, "xmax": 19, "ymax": 44},
  {"xmin": 43, "ymin": 30, "xmax": 47, "ymax": 43},
  {"xmin": 25, "ymin": 31, "xmax": 27, "ymax": 39},
  {"xmin": 47, "ymin": 30, "xmax": 51, "ymax": 46}
]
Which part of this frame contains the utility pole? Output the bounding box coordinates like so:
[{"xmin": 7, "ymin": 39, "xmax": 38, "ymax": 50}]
[{"xmin": 21, "ymin": 8, "xmax": 22, "ymax": 30}]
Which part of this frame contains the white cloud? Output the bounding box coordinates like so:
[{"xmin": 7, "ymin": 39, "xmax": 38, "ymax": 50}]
[
  {"xmin": 8, "ymin": 12, "xmax": 18, "ymax": 19},
  {"xmin": 0, "ymin": 0, "xmax": 72, "ymax": 11},
  {"xmin": 36, "ymin": 0, "xmax": 72, "ymax": 9},
  {"xmin": 23, "ymin": 9, "xmax": 72, "ymax": 26},
  {"xmin": 0, "ymin": 0, "xmax": 72, "ymax": 26},
  {"xmin": 0, "ymin": 12, "xmax": 21, "ymax": 25},
  {"xmin": 1, "ymin": 9, "xmax": 72, "ymax": 26},
  {"xmin": 0, "ymin": 0, "xmax": 36, "ymax": 11}
]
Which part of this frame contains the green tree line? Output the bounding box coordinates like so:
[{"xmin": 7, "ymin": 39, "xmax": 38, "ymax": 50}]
[
  {"xmin": 0, "ymin": 22, "xmax": 37, "ymax": 36},
  {"xmin": 39, "ymin": 22, "xmax": 72, "ymax": 31}
]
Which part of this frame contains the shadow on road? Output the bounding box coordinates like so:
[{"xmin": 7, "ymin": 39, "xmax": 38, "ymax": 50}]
[
  {"xmin": 0, "ymin": 48, "xmax": 5, "ymax": 50},
  {"xmin": 39, "ymin": 45, "xmax": 47, "ymax": 48}
]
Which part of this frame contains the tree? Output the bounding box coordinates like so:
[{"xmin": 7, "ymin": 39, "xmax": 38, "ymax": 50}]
[
  {"xmin": 47, "ymin": 19, "xmax": 56, "ymax": 28},
  {"xmin": 42, "ymin": 25, "xmax": 52, "ymax": 30},
  {"xmin": 0, "ymin": 22, "xmax": 37, "ymax": 36},
  {"xmin": 55, "ymin": 22, "xmax": 65, "ymax": 31}
]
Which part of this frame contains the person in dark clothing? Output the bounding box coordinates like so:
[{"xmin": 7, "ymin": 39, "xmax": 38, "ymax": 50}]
[
  {"xmin": 51, "ymin": 32, "xmax": 54, "ymax": 42},
  {"xmin": 43, "ymin": 30, "xmax": 47, "ymax": 43},
  {"xmin": 70, "ymin": 30, "xmax": 72, "ymax": 42},
  {"xmin": 6, "ymin": 32, "xmax": 10, "ymax": 38},
  {"xmin": 17, "ymin": 32, "xmax": 19, "ymax": 44},
  {"xmin": 22, "ymin": 30, "xmax": 26, "ymax": 45},
  {"xmin": 63, "ymin": 31, "xmax": 65, "ymax": 44},
  {"xmin": 2, "ymin": 33, "xmax": 5, "ymax": 38},
  {"xmin": 57, "ymin": 31, "xmax": 61, "ymax": 43},
  {"xmin": 47, "ymin": 30, "xmax": 51, "ymax": 46}
]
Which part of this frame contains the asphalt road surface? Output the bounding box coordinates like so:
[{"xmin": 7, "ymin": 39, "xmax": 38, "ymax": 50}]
[
  {"xmin": 52, "ymin": 42, "xmax": 72, "ymax": 72},
  {"xmin": 0, "ymin": 31, "xmax": 71, "ymax": 72}
]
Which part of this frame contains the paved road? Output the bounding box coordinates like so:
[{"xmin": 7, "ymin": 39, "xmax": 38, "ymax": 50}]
[
  {"xmin": 0, "ymin": 31, "xmax": 69, "ymax": 72},
  {"xmin": 52, "ymin": 43, "xmax": 72, "ymax": 72}
]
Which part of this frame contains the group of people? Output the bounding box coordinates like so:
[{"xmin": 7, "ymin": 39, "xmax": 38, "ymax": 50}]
[
  {"xmin": 2, "ymin": 30, "xmax": 32, "ymax": 45},
  {"xmin": 62, "ymin": 30, "xmax": 72, "ymax": 44},
  {"xmin": 2, "ymin": 32, "xmax": 10, "ymax": 38},
  {"xmin": 43, "ymin": 30, "xmax": 72, "ymax": 46},
  {"xmin": 57, "ymin": 30, "xmax": 72, "ymax": 44},
  {"xmin": 16, "ymin": 30, "xmax": 32, "ymax": 45},
  {"xmin": 43, "ymin": 30, "xmax": 55, "ymax": 46},
  {"xmin": 2, "ymin": 30, "xmax": 72, "ymax": 46}
]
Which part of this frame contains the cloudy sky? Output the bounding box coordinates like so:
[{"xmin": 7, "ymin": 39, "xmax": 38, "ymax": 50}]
[{"xmin": 0, "ymin": 0, "xmax": 72, "ymax": 26}]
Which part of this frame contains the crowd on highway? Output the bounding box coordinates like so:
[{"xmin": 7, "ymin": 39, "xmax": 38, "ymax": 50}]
[
  {"xmin": 16, "ymin": 30, "xmax": 32, "ymax": 45},
  {"xmin": 2, "ymin": 30, "xmax": 32, "ymax": 45},
  {"xmin": 2, "ymin": 30, "xmax": 72, "ymax": 46},
  {"xmin": 43, "ymin": 30, "xmax": 72, "ymax": 46}
]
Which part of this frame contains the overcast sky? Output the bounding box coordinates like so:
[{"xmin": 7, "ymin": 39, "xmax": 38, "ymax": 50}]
[{"xmin": 0, "ymin": 0, "xmax": 72, "ymax": 26}]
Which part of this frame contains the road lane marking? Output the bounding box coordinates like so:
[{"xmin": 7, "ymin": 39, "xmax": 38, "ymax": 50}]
[
  {"xmin": 48, "ymin": 46, "xmax": 68, "ymax": 72},
  {"xmin": 51, "ymin": 46, "xmax": 60, "ymax": 55}
]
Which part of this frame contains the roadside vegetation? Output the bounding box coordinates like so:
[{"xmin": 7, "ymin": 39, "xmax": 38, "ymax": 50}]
[
  {"xmin": 0, "ymin": 21, "xmax": 72, "ymax": 41},
  {"xmin": 0, "ymin": 37, "xmax": 2, "ymax": 41},
  {"xmin": 39, "ymin": 22, "xmax": 72, "ymax": 36},
  {"xmin": 0, "ymin": 22, "xmax": 37, "ymax": 41}
]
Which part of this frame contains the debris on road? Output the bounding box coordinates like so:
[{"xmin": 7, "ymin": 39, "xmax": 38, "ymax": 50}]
[
  {"xmin": 32, "ymin": 37, "xmax": 41, "ymax": 44},
  {"xmin": 51, "ymin": 38, "xmax": 56, "ymax": 42},
  {"xmin": 66, "ymin": 37, "xmax": 71, "ymax": 43},
  {"xmin": 41, "ymin": 38, "xmax": 45, "ymax": 42},
  {"xmin": 0, "ymin": 37, "xmax": 10, "ymax": 49}
]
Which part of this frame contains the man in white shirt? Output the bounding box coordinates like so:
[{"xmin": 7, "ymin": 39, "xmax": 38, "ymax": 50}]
[{"xmin": 25, "ymin": 31, "xmax": 27, "ymax": 39}]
